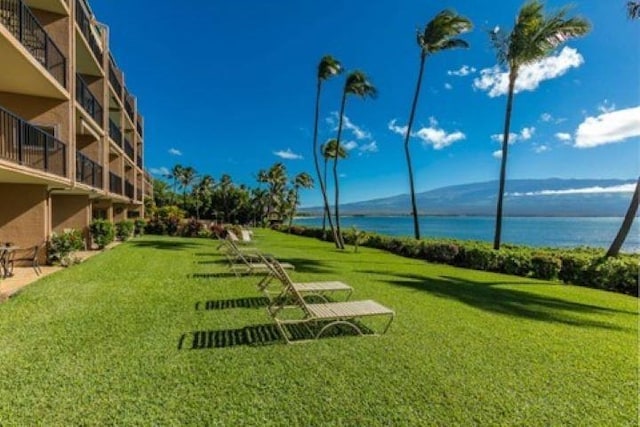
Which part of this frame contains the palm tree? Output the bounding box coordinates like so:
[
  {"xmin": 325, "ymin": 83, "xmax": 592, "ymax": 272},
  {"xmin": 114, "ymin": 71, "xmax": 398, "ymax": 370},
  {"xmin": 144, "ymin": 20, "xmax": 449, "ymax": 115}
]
[
  {"xmin": 333, "ymin": 70, "xmax": 377, "ymax": 249},
  {"xmin": 288, "ymin": 172, "xmax": 314, "ymax": 228},
  {"xmin": 320, "ymin": 139, "xmax": 346, "ymax": 234},
  {"xmin": 628, "ymin": 1, "xmax": 640, "ymax": 18},
  {"xmin": 490, "ymin": 0, "xmax": 590, "ymax": 250},
  {"xmin": 606, "ymin": 178, "xmax": 639, "ymax": 257},
  {"xmin": 178, "ymin": 166, "xmax": 196, "ymax": 208},
  {"xmin": 192, "ymin": 175, "xmax": 215, "ymax": 220},
  {"xmin": 403, "ymin": 10, "xmax": 472, "ymax": 240},
  {"xmin": 312, "ymin": 55, "xmax": 343, "ymax": 245},
  {"xmin": 166, "ymin": 164, "xmax": 184, "ymax": 205},
  {"xmin": 258, "ymin": 163, "xmax": 288, "ymax": 222}
]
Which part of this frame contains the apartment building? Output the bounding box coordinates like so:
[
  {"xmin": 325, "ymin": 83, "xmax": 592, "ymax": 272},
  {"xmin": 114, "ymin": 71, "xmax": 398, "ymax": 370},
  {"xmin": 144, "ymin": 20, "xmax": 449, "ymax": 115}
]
[{"xmin": 0, "ymin": 0, "xmax": 153, "ymax": 255}]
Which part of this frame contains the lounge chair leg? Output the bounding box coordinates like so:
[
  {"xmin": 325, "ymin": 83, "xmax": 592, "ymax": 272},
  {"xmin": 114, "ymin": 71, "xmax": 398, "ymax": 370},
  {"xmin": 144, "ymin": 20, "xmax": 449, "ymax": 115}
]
[{"xmin": 315, "ymin": 320, "xmax": 363, "ymax": 340}]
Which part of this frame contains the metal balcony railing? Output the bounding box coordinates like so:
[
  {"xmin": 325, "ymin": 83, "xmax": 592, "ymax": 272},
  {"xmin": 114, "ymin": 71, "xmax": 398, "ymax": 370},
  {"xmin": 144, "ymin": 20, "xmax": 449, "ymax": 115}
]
[
  {"xmin": 0, "ymin": 105, "xmax": 67, "ymax": 177},
  {"xmin": 109, "ymin": 171, "xmax": 122, "ymax": 194},
  {"xmin": 0, "ymin": 0, "xmax": 66, "ymax": 87},
  {"xmin": 136, "ymin": 188, "xmax": 142, "ymax": 201},
  {"xmin": 123, "ymin": 137, "xmax": 134, "ymax": 159},
  {"xmin": 76, "ymin": 74, "xmax": 103, "ymax": 125},
  {"xmin": 124, "ymin": 180, "xmax": 134, "ymax": 199},
  {"xmin": 75, "ymin": 151, "xmax": 102, "ymax": 188},
  {"xmin": 136, "ymin": 155, "xmax": 142, "ymax": 168},
  {"xmin": 124, "ymin": 92, "xmax": 134, "ymax": 122},
  {"xmin": 108, "ymin": 60, "xmax": 122, "ymax": 97},
  {"xmin": 108, "ymin": 119, "xmax": 122, "ymax": 146},
  {"xmin": 75, "ymin": 0, "xmax": 102, "ymax": 64},
  {"xmin": 136, "ymin": 119, "xmax": 143, "ymax": 138}
]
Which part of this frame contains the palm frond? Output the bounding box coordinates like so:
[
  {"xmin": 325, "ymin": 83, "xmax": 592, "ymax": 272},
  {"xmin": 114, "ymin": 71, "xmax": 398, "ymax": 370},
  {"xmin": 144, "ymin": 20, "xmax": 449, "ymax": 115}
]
[
  {"xmin": 419, "ymin": 9, "xmax": 473, "ymax": 54},
  {"xmin": 318, "ymin": 55, "xmax": 343, "ymax": 80},
  {"xmin": 629, "ymin": 1, "xmax": 640, "ymax": 19},
  {"xmin": 344, "ymin": 70, "xmax": 378, "ymax": 99}
]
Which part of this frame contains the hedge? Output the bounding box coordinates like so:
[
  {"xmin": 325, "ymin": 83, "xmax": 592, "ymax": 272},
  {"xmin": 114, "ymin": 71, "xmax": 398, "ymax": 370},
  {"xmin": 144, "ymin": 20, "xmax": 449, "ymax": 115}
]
[{"xmin": 274, "ymin": 225, "xmax": 639, "ymax": 296}]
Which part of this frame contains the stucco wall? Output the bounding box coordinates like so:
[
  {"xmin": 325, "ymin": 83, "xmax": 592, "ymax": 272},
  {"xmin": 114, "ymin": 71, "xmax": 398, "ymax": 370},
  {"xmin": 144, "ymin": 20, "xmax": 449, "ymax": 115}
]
[{"xmin": 0, "ymin": 183, "xmax": 47, "ymax": 248}]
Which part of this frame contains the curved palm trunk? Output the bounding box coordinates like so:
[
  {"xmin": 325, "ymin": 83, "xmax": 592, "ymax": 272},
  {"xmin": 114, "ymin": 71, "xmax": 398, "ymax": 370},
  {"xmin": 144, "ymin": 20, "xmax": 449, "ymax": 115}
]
[
  {"xmin": 312, "ymin": 80, "xmax": 339, "ymax": 245},
  {"xmin": 403, "ymin": 54, "xmax": 427, "ymax": 240},
  {"xmin": 606, "ymin": 177, "xmax": 639, "ymax": 257},
  {"xmin": 321, "ymin": 158, "xmax": 328, "ymax": 233},
  {"xmin": 333, "ymin": 93, "xmax": 348, "ymax": 249},
  {"xmin": 288, "ymin": 188, "xmax": 299, "ymax": 230},
  {"xmin": 493, "ymin": 70, "xmax": 517, "ymax": 250}
]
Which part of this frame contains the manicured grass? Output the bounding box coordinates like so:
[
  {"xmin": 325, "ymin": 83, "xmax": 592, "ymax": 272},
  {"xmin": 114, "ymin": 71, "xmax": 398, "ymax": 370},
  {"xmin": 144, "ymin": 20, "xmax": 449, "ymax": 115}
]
[{"xmin": 0, "ymin": 230, "xmax": 637, "ymax": 425}]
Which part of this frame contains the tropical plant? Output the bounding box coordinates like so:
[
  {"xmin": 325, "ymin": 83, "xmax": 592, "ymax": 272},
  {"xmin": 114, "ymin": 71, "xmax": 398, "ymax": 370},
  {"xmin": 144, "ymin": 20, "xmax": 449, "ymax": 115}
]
[
  {"xmin": 192, "ymin": 175, "xmax": 215, "ymax": 220},
  {"xmin": 258, "ymin": 162, "xmax": 288, "ymax": 222},
  {"xmin": 628, "ymin": 1, "xmax": 640, "ymax": 18},
  {"xmin": 89, "ymin": 219, "xmax": 115, "ymax": 249},
  {"xmin": 152, "ymin": 178, "xmax": 173, "ymax": 207},
  {"xmin": 320, "ymin": 139, "xmax": 347, "ymax": 234},
  {"xmin": 606, "ymin": 178, "xmax": 639, "ymax": 257},
  {"xmin": 178, "ymin": 166, "xmax": 197, "ymax": 207},
  {"xmin": 333, "ymin": 70, "xmax": 377, "ymax": 249},
  {"xmin": 489, "ymin": 0, "xmax": 590, "ymax": 250},
  {"xmin": 403, "ymin": 9, "xmax": 472, "ymax": 240},
  {"xmin": 288, "ymin": 172, "xmax": 314, "ymax": 228},
  {"xmin": 47, "ymin": 229, "xmax": 85, "ymax": 266},
  {"xmin": 166, "ymin": 164, "xmax": 184, "ymax": 204},
  {"xmin": 312, "ymin": 55, "xmax": 343, "ymax": 246}
]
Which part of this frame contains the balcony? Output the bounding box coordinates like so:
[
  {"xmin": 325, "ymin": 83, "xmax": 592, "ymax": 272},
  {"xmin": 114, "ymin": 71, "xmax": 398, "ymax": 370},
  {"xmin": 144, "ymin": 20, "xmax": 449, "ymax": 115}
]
[
  {"xmin": 136, "ymin": 187, "xmax": 142, "ymax": 201},
  {"xmin": 76, "ymin": 74, "xmax": 102, "ymax": 125},
  {"xmin": 136, "ymin": 118, "xmax": 142, "ymax": 138},
  {"xmin": 0, "ymin": 0, "xmax": 66, "ymax": 88},
  {"xmin": 0, "ymin": 105, "xmax": 66, "ymax": 177},
  {"xmin": 75, "ymin": 151, "xmax": 102, "ymax": 189},
  {"xmin": 75, "ymin": 0, "xmax": 101, "ymax": 64},
  {"xmin": 108, "ymin": 118, "xmax": 121, "ymax": 146},
  {"xmin": 108, "ymin": 58, "xmax": 122, "ymax": 98},
  {"xmin": 124, "ymin": 91, "xmax": 134, "ymax": 122},
  {"xmin": 123, "ymin": 137, "xmax": 133, "ymax": 159},
  {"xmin": 109, "ymin": 171, "xmax": 121, "ymax": 195},
  {"xmin": 125, "ymin": 179, "xmax": 133, "ymax": 199},
  {"xmin": 136, "ymin": 155, "xmax": 141, "ymax": 168}
]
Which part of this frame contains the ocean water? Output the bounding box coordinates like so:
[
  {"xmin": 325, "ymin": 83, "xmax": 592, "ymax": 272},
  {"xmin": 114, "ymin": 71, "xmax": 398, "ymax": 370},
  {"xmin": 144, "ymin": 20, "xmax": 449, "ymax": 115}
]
[{"xmin": 293, "ymin": 216, "xmax": 640, "ymax": 253}]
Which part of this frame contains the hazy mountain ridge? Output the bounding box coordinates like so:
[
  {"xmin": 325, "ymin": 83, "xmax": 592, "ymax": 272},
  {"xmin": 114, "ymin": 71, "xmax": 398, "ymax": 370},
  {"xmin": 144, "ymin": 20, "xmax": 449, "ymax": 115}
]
[{"xmin": 302, "ymin": 178, "xmax": 636, "ymax": 216}]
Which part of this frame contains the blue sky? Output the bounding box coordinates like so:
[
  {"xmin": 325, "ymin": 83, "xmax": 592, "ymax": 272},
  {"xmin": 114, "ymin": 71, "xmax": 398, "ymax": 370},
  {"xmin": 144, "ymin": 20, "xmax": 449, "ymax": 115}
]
[{"xmin": 92, "ymin": 0, "xmax": 639, "ymax": 206}]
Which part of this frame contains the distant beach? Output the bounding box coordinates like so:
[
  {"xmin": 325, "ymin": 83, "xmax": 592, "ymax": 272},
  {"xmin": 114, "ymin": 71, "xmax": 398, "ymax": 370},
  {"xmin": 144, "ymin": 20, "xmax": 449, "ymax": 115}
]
[{"xmin": 294, "ymin": 215, "xmax": 640, "ymax": 252}]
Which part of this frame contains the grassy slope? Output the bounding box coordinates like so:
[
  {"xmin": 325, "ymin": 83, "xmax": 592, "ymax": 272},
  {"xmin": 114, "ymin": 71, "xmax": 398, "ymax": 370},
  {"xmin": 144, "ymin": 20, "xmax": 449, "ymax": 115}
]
[{"xmin": 0, "ymin": 230, "xmax": 636, "ymax": 425}]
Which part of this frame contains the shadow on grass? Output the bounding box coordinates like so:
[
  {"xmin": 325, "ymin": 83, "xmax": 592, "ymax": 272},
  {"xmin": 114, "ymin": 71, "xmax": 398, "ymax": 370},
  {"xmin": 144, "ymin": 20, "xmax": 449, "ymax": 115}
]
[
  {"xmin": 190, "ymin": 272, "xmax": 249, "ymax": 279},
  {"xmin": 196, "ymin": 259, "xmax": 228, "ymax": 265},
  {"xmin": 178, "ymin": 321, "xmax": 372, "ymax": 349},
  {"xmin": 128, "ymin": 239, "xmax": 205, "ymax": 250},
  {"xmin": 195, "ymin": 297, "xmax": 270, "ymax": 310},
  {"xmin": 374, "ymin": 271, "xmax": 633, "ymax": 330},
  {"xmin": 277, "ymin": 258, "xmax": 335, "ymax": 274}
]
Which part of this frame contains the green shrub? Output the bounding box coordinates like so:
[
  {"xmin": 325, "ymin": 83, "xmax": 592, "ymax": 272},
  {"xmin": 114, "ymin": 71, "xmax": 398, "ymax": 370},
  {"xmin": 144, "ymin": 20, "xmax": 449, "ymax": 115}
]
[
  {"xmin": 48, "ymin": 229, "xmax": 85, "ymax": 266},
  {"xmin": 115, "ymin": 220, "xmax": 135, "ymax": 241},
  {"xmin": 145, "ymin": 206, "xmax": 185, "ymax": 236},
  {"xmin": 182, "ymin": 218, "xmax": 204, "ymax": 237},
  {"xmin": 273, "ymin": 225, "xmax": 639, "ymax": 296},
  {"xmin": 530, "ymin": 254, "xmax": 562, "ymax": 280},
  {"xmin": 90, "ymin": 219, "xmax": 115, "ymax": 249},
  {"xmin": 133, "ymin": 218, "xmax": 146, "ymax": 236}
]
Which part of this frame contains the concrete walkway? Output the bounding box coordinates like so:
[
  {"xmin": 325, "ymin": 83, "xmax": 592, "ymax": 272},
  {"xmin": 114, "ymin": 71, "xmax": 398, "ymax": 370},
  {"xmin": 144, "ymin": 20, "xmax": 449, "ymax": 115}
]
[{"xmin": 0, "ymin": 243, "xmax": 120, "ymax": 302}]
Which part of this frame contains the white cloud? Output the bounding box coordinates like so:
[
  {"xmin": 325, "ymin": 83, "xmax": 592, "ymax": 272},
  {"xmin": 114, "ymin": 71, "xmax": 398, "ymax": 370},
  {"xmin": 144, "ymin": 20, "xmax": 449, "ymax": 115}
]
[
  {"xmin": 448, "ymin": 65, "xmax": 476, "ymax": 77},
  {"xmin": 389, "ymin": 118, "xmax": 465, "ymax": 149},
  {"xmin": 509, "ymin": 184, "xmax": 635, "ymax": 197},
  {"xmin": 492, "ymin": 150, "xmax": 503, "ymax": 159},
  {"xmin": 490, "ymin": 127, "xmax": 535, "ymax": 144},
  {"xmin": 444, "ymin": 83, "xmax": 453, "ymax": 90},
  {"xmin": 574, "ymin": 106, "xmax": 640, "ymax": 148},
  {"xmin": 597, "ymin": 99, "xmax": 616, "ymax": 114},
  {"xmin": 330, "ymin": 113, "xmax": 371, "ymax": 140},
  {"xmin": 388, "ymin": 119, "xmax": 408, "ymax": 137},
  {"xmin": 555, "ymin": 132, "xmax": 572, "ymax": 142},
  {"xmin": 414, "ymin": 118, "xmax": 465, "ymax": 150},
  {"xmin": 168, "ymin": 148, "xmax": 182, "ymax": 156},
  {"xmin": 149, "ymin": 166, "xmax": 170, "ymax": 176},
  {"xmin": 342, "ymin": 141, "xmax": 358, "ymax": 151},
  {"xmin": 540, "ymin": 113, "xmax": 552, "ymax": 122},
  {"xmin": 533, "ymin": 144, "xmax": 549, "ymax": 153},
  {"xmin": 273, "ymin": 149, "xmax": 303, "ymax": 160},
  {"xmin": 358, "ymin": 141, "xmax": 378, "ymax": 153},
  {"xmin": 473, "ymin": 47, "xmax": 584, "ymax": 97}
]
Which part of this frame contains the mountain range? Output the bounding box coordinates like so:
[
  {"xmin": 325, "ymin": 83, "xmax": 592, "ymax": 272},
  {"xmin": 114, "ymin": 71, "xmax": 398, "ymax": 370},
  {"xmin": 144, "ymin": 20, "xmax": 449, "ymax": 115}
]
[{"xmin": 302, "ymin": 178, "xmax": 637, "ymax": 217}]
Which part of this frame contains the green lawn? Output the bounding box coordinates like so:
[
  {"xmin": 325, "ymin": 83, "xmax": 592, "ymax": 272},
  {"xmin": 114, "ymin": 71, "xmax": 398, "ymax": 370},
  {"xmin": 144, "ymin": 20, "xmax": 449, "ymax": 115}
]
[{"xmin": 0, "ymin": 230, "xmax": 637, "ymax": 425}]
